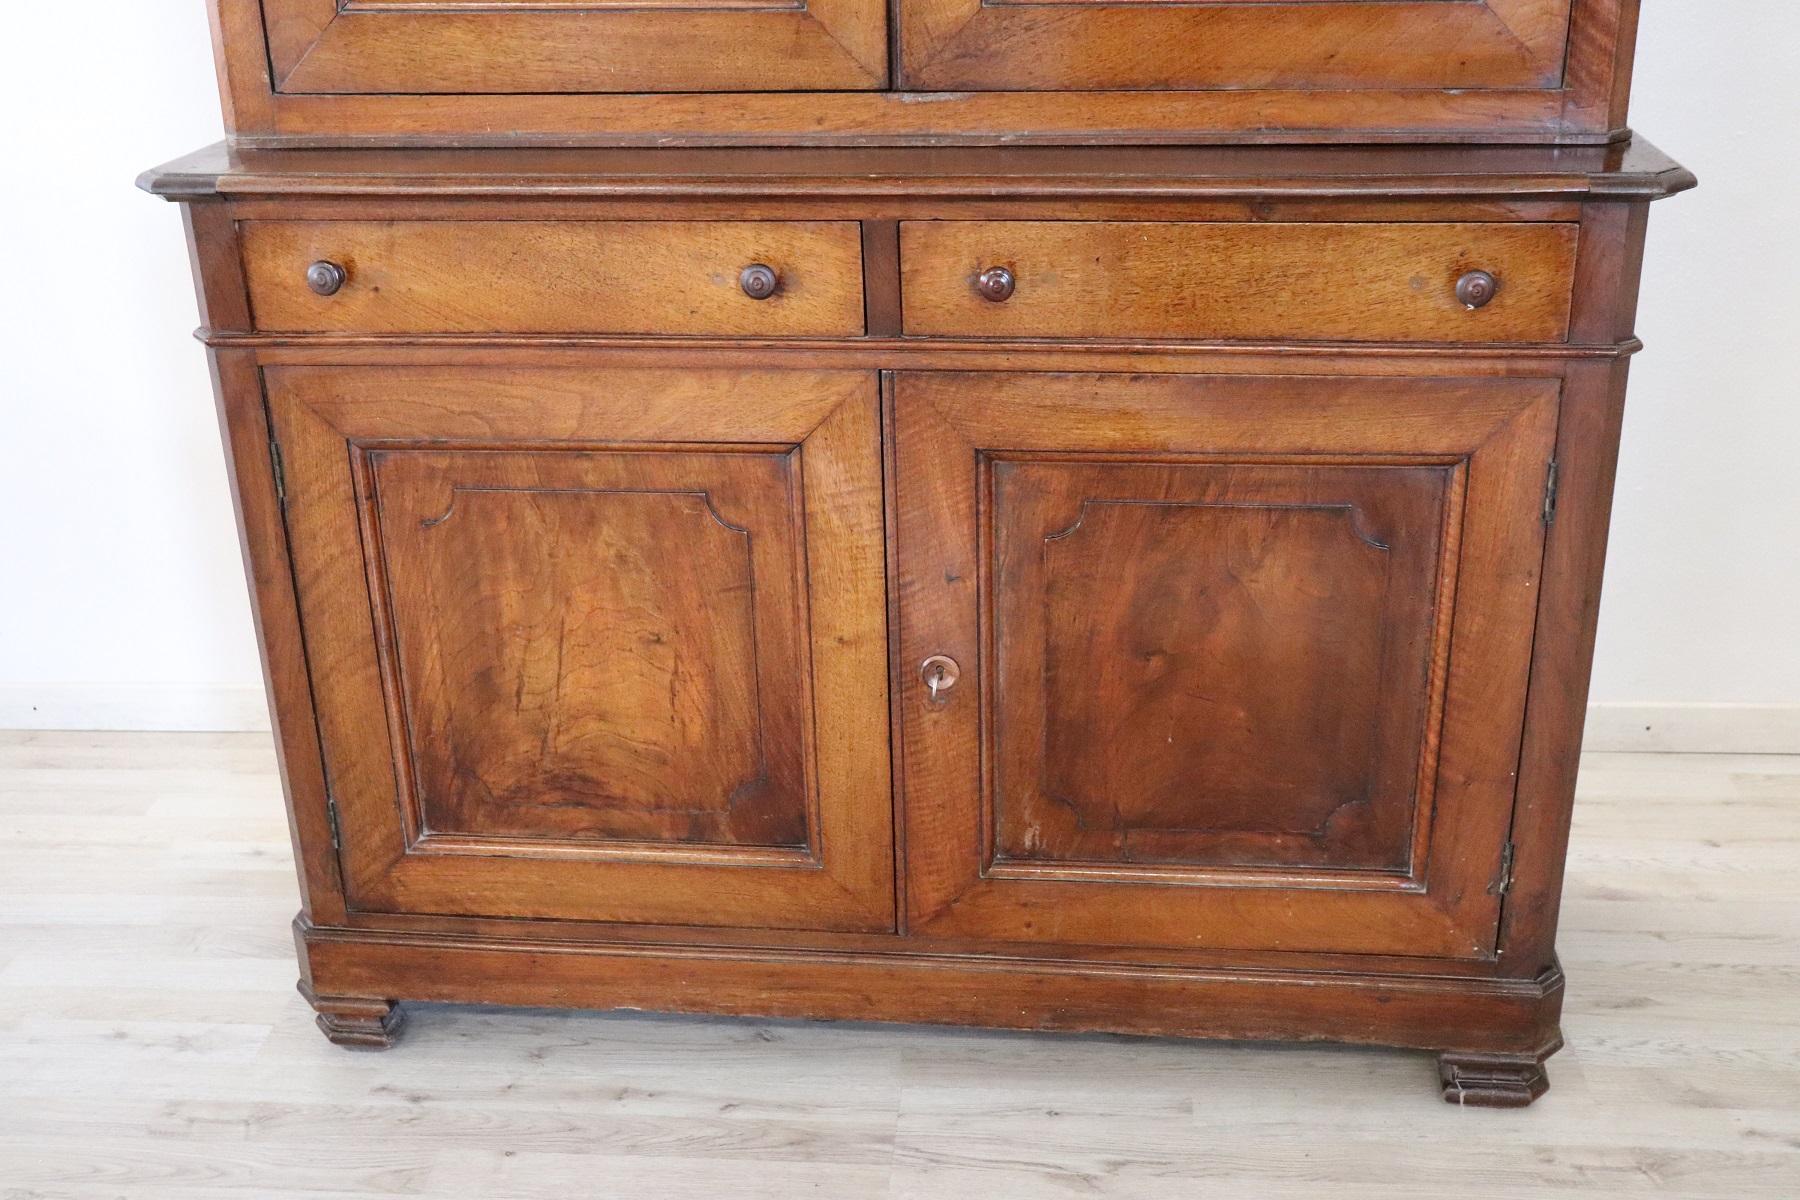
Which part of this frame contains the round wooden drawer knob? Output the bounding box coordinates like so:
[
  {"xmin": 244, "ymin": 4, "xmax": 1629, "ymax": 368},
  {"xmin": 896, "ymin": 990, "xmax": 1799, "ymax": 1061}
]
[
  {"xmin": 1456, "ymin": 269, "xmax": 1500, "ymax": 310},
  {"xmin": 305, "ymin": 260, "xmax": 347, "ymax": 297},
  {"xmin": 740, "ymin": 263, "xmax": 779, "ymax": 300},
  {"xmin": 976, "ymin": 266, "xmax": 1015, "ymax": 303}
]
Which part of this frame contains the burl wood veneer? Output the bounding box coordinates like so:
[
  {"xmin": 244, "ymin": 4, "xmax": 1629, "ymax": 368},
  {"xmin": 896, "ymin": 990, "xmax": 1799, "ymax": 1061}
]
[{"xmin": 144, "ymin": 0, "xmax": 1686, "ymax": 1109}]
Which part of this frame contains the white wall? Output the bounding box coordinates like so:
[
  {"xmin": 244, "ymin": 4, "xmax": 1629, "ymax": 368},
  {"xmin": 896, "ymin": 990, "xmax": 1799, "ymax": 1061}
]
[
  {"xmin": 0, "ymin": 5, "xmax": 268, "ymax": 730},
  {"xmin": 1584, "ymin": 1, "xmax": 1800, "ymax": 750},
  {"xmin": 1, "ymin": 2, "xmax": 1795, "ymax": 746}
]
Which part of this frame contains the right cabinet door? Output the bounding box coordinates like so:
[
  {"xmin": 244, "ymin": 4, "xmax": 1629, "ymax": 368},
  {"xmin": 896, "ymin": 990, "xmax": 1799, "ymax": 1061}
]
[
  {"xmin": 897, "ymin": 0, "xmax": 1574, "ymax": 93},
  {"xmin": 893, "ymin": 372, "xmax": 1559, "ymax": 959}
]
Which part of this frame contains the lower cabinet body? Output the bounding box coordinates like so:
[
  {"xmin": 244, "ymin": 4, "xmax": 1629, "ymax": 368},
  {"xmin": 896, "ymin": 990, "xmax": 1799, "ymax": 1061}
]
[
  {"xmin": 168, "ymin": 158, "xmax": 1677, "ymax": 1107},
  {"xmin": 248, "ymin": 361, "xmax": 1570, "ymax": 1107}
]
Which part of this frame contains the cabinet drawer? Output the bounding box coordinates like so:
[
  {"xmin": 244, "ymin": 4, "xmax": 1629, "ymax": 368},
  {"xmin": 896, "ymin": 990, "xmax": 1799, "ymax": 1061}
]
[
  {"xmin": 242, "ymin": 221, "xmax": 866, "ymax": 337},
  {"xmin": 900, "ymin": 221, "xmax": 1579, "ymax": 344}
]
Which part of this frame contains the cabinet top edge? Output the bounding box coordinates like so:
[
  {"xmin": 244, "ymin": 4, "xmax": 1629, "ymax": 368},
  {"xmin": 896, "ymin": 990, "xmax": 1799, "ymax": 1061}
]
[{"xmin": 139, "ymin": 139, "xmax": 1695, "ymax": 204}]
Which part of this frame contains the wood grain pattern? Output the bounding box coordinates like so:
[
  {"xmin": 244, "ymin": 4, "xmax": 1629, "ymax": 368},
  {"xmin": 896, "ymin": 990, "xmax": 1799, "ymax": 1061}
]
[
  {"xmin": 265, "ymin": 365, "xmax": 894, "ymax": 931},
  {"xmin": 991, "ymin": 460, "xmax": 1451, "ymax": 873},
  {"xmin": 898, "ymin": 0, "xmax": 1574, "ymax": 92},
  {"xmin": 242, "ymin": 220, "xmax": 866, "ymax": 336},
  {"xmin": 900, "ymin": 221, "xmax": 1580, "ymax": 343},
  {"xmin": 180, "ymin": 203, "xmax": 253, "ymax": 333},
  {"xmin": 217, "ymin": 88, "xmax": 1611, "ymax": 148},
  {"xmin": 368, "ymin": 448, "xmax": 810, "ymax": 849},
  {"xmin": 256, "ymin": 0, "xmax": 886, "ymax": 93},
  {"xmin": 300, "ymin": 922, "xmax": 1562, "ymax": 1054},
  {"xmin": 893, "ymin": 372, "xmax": 1557, "ymax": 958},
  {"xmin": 1498, "ymin": 199, "xmax": 1653, "ymax": 977},
  {"xmin": 206, "ymin": 352, "xmax": 347, "ymax": 926}
]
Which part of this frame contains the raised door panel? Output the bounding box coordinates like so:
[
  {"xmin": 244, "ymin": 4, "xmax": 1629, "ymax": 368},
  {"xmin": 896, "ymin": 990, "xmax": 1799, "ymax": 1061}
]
[
  {"xmin": 997, "ymin": 461, "xmax": 1446, "ymax": 874},
  {"xmin": 268, "ymin": 366, "xmax": 892, "ymax": 931},
  {"xmin": 258, "ymin": 0, "xmax": 886, "ymax": 94},
  {"xmin": 899, "ymin": 0, "xmax": 1575, "ymax": 93},
  {"xmin": 372, "ymin": 450, "xmax": 809, "ymax": 850},
  {"xmin": 894, "ymin": 372, "xmax": 1559, "ymax": 958}
]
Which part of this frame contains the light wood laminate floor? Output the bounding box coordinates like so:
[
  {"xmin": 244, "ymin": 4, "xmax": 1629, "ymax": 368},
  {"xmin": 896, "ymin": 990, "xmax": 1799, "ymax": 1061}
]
[{"xmin": 0, "ymin": 731, "xmax": 1795, "ymax": 1198}]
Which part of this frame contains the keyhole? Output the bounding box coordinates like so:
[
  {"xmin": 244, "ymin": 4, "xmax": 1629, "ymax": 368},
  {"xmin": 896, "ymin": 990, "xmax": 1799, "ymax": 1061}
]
[{"xmin": 920, "ymin": 654, "xmax": 961, "ymax": 701}]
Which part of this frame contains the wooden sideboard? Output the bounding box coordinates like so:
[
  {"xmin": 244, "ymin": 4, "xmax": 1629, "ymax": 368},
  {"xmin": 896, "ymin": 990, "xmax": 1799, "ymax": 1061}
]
[
  {"xmin": 143, "ymin": 140, "xmax": 1692, "ymax": 1105},
  {"xmin": 147, "ymin": 0, "xmax": 1689, "ymax": 1105}
]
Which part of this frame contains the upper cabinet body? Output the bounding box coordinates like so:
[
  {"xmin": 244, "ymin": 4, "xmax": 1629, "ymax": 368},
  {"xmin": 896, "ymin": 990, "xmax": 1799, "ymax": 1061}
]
[{"xmin": 209, "ymin": 0, "xmax": 1642, "ymax": 145}]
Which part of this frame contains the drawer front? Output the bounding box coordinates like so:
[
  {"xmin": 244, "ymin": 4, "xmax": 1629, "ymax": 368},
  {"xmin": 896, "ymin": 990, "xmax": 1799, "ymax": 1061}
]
[
  {"xmin": 243, "ymin": 221, "xmax": 866, "ymax": 337},
  {"xmin": 900, "ymin": 221, "xmax": 1580, "ymax": 344}
]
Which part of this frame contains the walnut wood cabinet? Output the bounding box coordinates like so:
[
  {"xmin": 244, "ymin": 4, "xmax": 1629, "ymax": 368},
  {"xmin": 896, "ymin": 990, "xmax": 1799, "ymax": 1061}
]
[{"xmin": 146, "ymin": 0, "xmax": 1687, "ymax": 1107}]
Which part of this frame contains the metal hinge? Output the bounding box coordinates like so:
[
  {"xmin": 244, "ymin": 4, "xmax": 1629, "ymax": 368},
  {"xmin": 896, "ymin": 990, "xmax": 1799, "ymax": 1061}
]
[
  {"xmin": 268, "ymin": 435, "xmax": 287, "ymax": 508},
  {"xmin": 324, "ymin": 794, "xmax": 342, "ymax": 854},
  {"xmin": 1541, "ymin": 459, "xmax": 1560, "ymax": 526},
  {"xmin": 1494, "ymin": 841, "xmax": 1516, "ymax": 897}
]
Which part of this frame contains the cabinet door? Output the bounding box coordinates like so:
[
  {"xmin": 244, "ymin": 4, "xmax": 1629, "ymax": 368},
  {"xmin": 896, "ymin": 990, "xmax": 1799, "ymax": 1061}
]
[
  {"xmin": 898, "ymin": 0, "xmax": 1573, "ymax": 94},
  {"xmin": 269, "ymin": 367, "xmax": 892, "ymax": 931},
  {"xmin": 258, "ymin": 0, "xmax": 886, "ymax": 95},
  {"xmin": 893, "ymin": 372, "xmax": 1557, "ymax": 959}
]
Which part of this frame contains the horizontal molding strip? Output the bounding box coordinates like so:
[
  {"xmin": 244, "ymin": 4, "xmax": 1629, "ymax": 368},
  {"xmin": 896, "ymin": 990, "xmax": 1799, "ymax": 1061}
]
[
  {"xmin": 197, "ymin": 332, "xmax": 1646, "ymax": 359},
  {"xmin": 300, "ymin": 919, "xmax": 1563, "ymax": 1052},
  {"xmin": 140, "ymin": 140, "xmax": 1697, "ymax": 202}
]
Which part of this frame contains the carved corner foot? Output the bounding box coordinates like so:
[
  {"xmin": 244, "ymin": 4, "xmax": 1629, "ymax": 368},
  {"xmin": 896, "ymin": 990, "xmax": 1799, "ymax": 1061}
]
[
  {"xmin": 298, "ymin": 983, "xmax": 405, "ymax": 1050},
  {"xmin": 1438, "ymin": 1047, "xmax": 1555, "ymax": 1108}
]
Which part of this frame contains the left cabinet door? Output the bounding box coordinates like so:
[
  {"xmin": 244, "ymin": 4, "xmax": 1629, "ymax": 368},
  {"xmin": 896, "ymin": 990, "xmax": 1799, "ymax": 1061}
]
[
  {"xmin": 253, "ymin": 0, "xmax": 887, "ymax": 94},
  {"xmin": 266, "ymin": 366, "xmax": 894, "ymax": 932}
]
